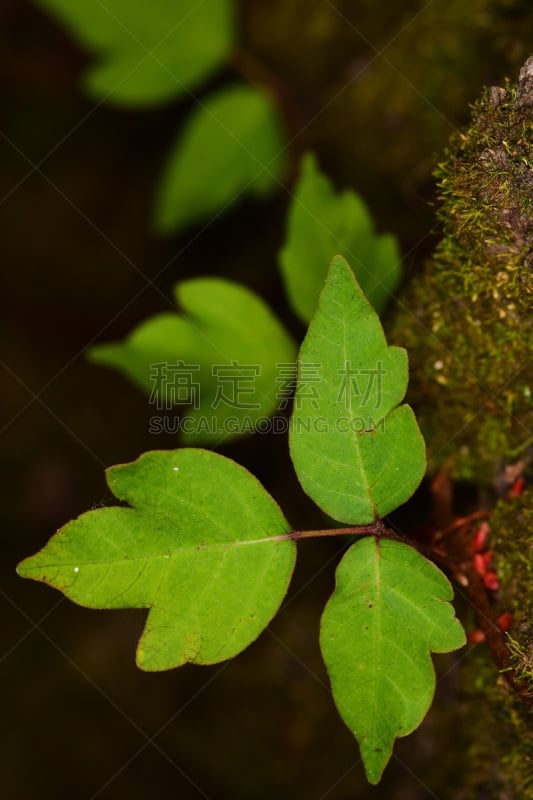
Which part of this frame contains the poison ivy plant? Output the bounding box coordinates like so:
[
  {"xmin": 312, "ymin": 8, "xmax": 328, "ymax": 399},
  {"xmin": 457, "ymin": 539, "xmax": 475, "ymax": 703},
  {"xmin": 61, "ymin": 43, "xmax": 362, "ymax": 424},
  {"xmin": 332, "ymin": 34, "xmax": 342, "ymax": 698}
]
[
  {"xmin": 89, "ymin": 275, "xmax": 296, "ymax": 445},
  {"xmin": 280, "ymin": 153, "xmax": 402, "ymax": 322},
  {"xmin": 18, "ymin": 256, "xmax": 466, "ymax": 784}
]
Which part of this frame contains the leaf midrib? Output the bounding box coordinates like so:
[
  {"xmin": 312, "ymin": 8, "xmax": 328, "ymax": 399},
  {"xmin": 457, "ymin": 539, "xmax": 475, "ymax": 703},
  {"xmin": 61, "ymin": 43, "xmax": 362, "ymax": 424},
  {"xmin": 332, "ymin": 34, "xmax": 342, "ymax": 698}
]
[
  {"xmin": 338, "ymin": 301, "xmax": 374, "ymax": 514},
  {"xmin": 21, "ymin": 535, "xmax": 293, "ymax": 572}
]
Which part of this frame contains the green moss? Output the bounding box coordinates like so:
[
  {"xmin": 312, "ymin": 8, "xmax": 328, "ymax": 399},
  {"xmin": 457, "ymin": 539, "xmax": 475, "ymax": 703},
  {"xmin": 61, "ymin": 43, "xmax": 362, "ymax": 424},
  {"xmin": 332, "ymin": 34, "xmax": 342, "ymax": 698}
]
[
  {"xmin": 457, "ymin": 650, "xmax": 533, "ymax": 798},
  {"xmin": 492, "ymin": 488, "xmax": 533, "ymax": 691},
  {"xmin": 391, "ymin": 59, "xmax": 533, "ymax": 481}
]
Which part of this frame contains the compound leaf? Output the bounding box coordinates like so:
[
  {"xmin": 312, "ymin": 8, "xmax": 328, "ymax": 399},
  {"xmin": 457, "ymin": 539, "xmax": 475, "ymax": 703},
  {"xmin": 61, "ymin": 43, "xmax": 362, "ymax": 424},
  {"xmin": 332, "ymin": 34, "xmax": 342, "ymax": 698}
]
[
  {"xmin": 290, "ymin": 255, "xmax": 425, "ymax": 524},
  {"xmin": 280, "ymin": 153, "xmax": 401, "ymax": 323},
  {"xmin": 89, "ymin": 276, "xmax": 296, "ymax": 445},
  {"xmin": 154, "ymin": 84, "xmax": 286, "ymax": 233},
  {"xmin": 34, "ymin": 0, "xmax": 235, "ymax": 106},
  {"xmin": 17, "ymin": 449, "xmax": 296, "ymax": 671},
  {"xmin": 320, "ymin": 537, "xmax": 466, "ymax": 783}
]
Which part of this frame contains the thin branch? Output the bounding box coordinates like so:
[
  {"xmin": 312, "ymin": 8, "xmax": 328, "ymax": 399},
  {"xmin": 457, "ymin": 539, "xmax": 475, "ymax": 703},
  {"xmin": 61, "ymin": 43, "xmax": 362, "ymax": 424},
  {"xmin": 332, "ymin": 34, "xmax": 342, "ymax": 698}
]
[
  {"xmin": 228, "ymin": 47, "xmax": 308, "ymax": 174},
  {"xmin": 285, "ymin": 524, "xmax": 379, "ymax": 542},
  {"xmin": 433, "ymin": 510, "xmax": 491, "ymax": 542}
]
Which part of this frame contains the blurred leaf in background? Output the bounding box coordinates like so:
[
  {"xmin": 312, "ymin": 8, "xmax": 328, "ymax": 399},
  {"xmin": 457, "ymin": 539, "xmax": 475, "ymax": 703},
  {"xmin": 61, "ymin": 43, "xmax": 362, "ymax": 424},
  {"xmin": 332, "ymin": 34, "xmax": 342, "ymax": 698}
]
[
  {"xmin": 32, "ymin": 0, "xmax": 290, "ymax": 235},
  {"xmin": 153, "ymin": 84, "xmax": 287, "ymax": 233},
  {"xmin": 89, "ymin": 276, "xmax": 296, "ymax": 445},
  {"xmin": 33, "ymin": 0, "xmax": 235, "ymax": 106},
  {"xmin": 280, "ymin": 153, "xmax": 402, "ymax": 323}
]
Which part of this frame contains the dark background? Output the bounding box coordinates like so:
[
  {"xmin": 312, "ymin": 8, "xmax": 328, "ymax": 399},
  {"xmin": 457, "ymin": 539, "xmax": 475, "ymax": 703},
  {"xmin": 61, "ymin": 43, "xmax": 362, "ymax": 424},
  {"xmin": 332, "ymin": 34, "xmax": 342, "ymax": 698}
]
[{"xmin": 2, "ymin": 1, "xmax": 532, "ymax": 798}]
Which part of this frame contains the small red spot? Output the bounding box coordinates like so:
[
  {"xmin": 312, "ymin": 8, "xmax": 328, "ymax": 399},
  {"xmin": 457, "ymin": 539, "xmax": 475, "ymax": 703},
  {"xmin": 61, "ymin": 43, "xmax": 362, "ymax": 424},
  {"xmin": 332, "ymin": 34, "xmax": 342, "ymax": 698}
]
[
  {"xmin": 474, "ymin": 553, "xmax": 486, "ymax": 576},
  {"xmin": 510, "ymin": 476, "xmax": 524, "ymax": 497},
  {"xmin": 497, "ymin": 612, "xmax": 513, "ymax": 631},
  {"xmin": 474, "ymin": 551, "xmax": 493, "ymax": 575},
  {"xmin": 471, "ymin": 521, "xmax": 490, "ymax": 553},
  {"xmin": 483, "ymin": 571, "xmax": 500, "ymax": 591},
  {"xmin": 468, "ymin": 629, "xmax": 486, "ymax": 643}
]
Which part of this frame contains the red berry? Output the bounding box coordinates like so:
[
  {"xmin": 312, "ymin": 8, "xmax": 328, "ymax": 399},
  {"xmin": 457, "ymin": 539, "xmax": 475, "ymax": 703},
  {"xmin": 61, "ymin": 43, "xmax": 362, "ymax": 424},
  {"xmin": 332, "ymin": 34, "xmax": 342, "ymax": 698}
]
[
  {"xmin": 471, "ymin": 522, "xmax": 490, "ymax": 553},
  {"xmin": 481, "ymin": 550, "xmax": 493, "ymax": 569},
  {"xmin": 510, "ymin": 476, "xmax": 524, "ymax": 497},
  {"xmin": 483, "ymin": 571, "xmax": 500, "ymax": 591},
  {"xmin": 474, "ymin": 553, "xmax": 487, "ymax": 575},
  {"xmin": 497, "ymin": 612, "xmax": 513, "ymax": 631},
  {"xmin": 468, "ymin": 629, "xmax": 486, "ymax": 643}
]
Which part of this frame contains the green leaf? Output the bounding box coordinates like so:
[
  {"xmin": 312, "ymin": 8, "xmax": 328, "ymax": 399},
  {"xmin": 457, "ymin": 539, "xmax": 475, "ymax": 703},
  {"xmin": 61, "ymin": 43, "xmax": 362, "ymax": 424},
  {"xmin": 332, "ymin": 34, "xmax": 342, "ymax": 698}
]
[
  {"xmin": 280, "ymin": 153, "xmax": 401, "ymax": 323},
  {"xmin": 153, "ymin": 84, "xmax": 286, "ymax": 233},
  {"xmin": 289, "ymin": 255, "xmax": 426, "ymax": 524},
  {"xmin": 320, "ymin": 537, "xmax": 466, "ymax": 784},
  {"xmin": 34, "ymin": 0, "xmax": 235, "ymax": 106},
  {"xmin": 89, "ymin": 276, "xmax": 296, "ymax": 445},
  {"xmin": 17, "ymin": 449, "xmax": 296, "ymax": 671}
]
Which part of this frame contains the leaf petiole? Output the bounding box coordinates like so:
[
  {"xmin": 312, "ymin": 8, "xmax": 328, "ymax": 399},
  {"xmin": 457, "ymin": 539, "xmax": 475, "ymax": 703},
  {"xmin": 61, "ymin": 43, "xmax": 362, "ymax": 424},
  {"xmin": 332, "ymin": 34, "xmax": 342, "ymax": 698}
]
[{"xmin": 284, "ymin": 521, "xmax": 385, "ymax": 542}]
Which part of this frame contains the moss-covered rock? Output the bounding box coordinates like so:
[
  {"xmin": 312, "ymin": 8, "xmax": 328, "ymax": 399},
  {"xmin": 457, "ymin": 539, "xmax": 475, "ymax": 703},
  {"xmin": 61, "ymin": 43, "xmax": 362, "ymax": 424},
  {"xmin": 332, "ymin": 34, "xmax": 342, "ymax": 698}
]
[
  {"xmin": 492, "ymin": 487, "xmax": 533, "ymax": 697},
  {"xmin": 391, "ymin": 57, "xmax": 533, "ymax": 482},
  {"xmin": 388, "ymin": 61, "xmax": 533, "ymax": 794}
]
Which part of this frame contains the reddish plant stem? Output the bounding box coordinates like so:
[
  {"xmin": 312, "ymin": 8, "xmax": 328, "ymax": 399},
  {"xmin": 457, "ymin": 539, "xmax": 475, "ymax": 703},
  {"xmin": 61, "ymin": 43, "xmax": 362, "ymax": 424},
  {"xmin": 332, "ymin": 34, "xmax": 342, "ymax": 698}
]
[
  {"xmin": 228, "ymin": 47, "xmax": 308, "ymax": 175},
  {"xmin": 433, "ymin": 510, "xmax": 490, "ymax": 542},
  {"xmin": 285, "ymin": 523, "xmax": 381, "ymax": 541}
]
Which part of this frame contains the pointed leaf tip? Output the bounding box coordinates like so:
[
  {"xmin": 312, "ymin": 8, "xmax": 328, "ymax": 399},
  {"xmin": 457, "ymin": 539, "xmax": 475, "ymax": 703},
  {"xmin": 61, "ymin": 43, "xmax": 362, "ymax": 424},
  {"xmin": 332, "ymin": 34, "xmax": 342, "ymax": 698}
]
[
  {"xmin": 320, "ymin": 537, "xmax": 466, "ymax": 783},
  {"xmin": 34, "ymin": 0, "xmax": 235, "ymax": 107}
]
